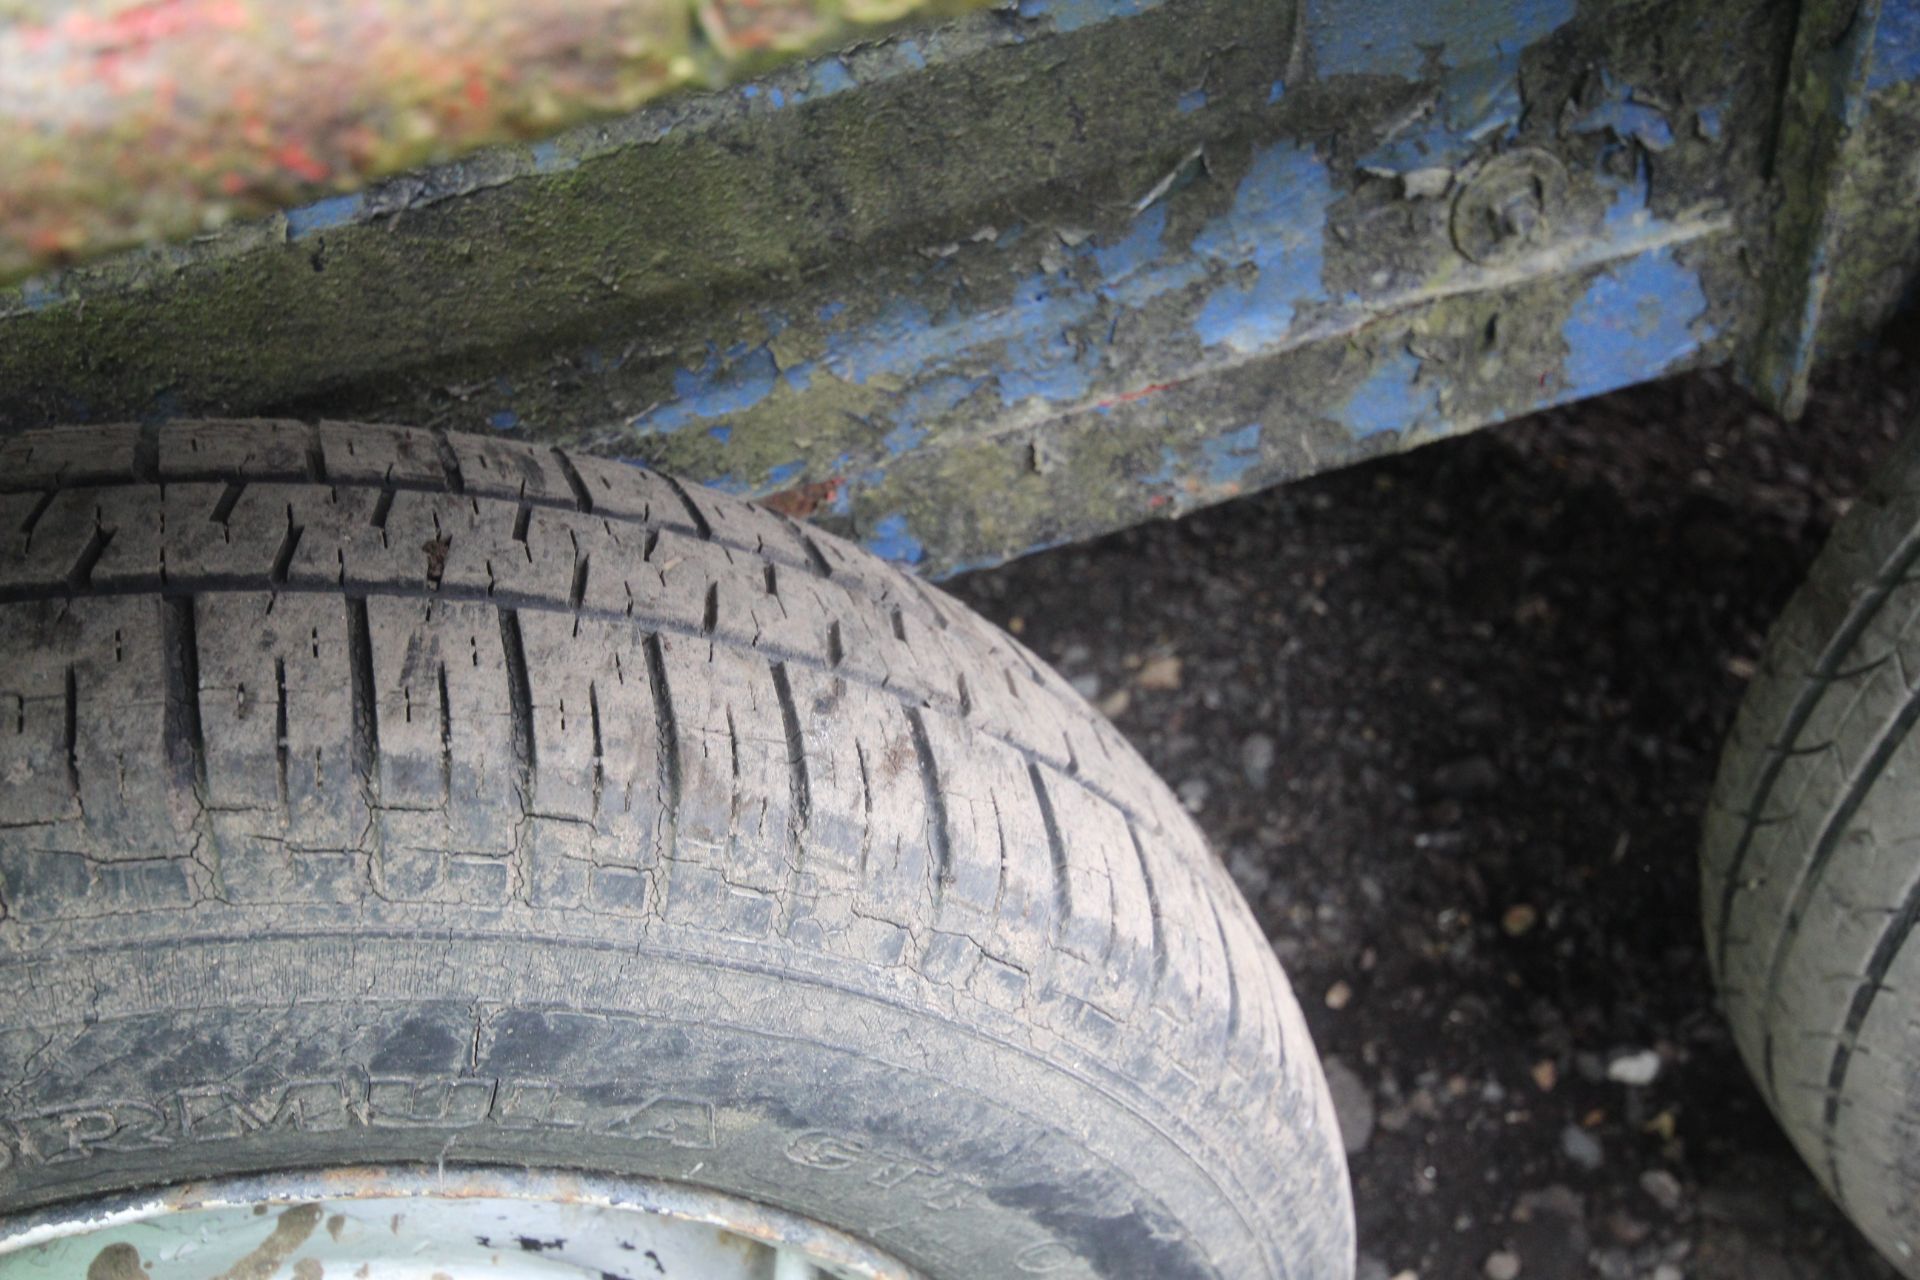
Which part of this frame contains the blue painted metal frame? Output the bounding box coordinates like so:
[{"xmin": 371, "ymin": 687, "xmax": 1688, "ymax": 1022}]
[{"xmin": 3, "ymin": 0, "xmax": 1919, "ymax": 575}]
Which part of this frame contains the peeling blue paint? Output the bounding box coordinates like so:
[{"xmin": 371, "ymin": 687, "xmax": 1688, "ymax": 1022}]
[
  {"xmin": 864, "ymin": 513, "xmax": 926, "ymax": 564},
  {"xmin": 636, "ymin": 344, "xmax": 783, "ymax": 433},
  {"xmin": 1306, "ymin": 0, "xmax": 1575, "ymax": 80},
  {"xmin": 1361, "ymin": 51, "xmax": 1523, "ymax": 175},
  {"xmin": 821, "ymin": 299, "xmax": 935, "ymax": 384},
  {"xmin": 1695, "ymin": 104, "xmax": 1723, "ymax": 140},
  {"xmin": 1192, "ymin": 144, "xmax": 1335, "ymax": 353},
  {"xmin": 1267, "ymin": 80, "xmax": 1287, "ymax": 104},
  {"xmin": 820, "ymin": 284, "xmax": 1099, "ymax": 410},
  {"xmin": 1137, "ymin": 446, "xmax": 1180, "ymax": 488},
  {"xmin": 12, "ymin": 278, "xmax": 63, "ymax": 313},
  {"xmin": 811, "ymin": 58, "xmax": 858, "ymax": 97},
  {"xmin": 635, "ymin": 140, "xmax": 1340, "ymax": 446},
  {"xmin": 1341, "ymin": 347, "xmax": 1439, "ymax": 438},
  {"xmin": 897, "ymin": 374, "xmax": 986, "ymax": 424},
  {"xmin": 1599, "ymin": 150, "xmax": 1655, "ymax": 237},
  {"xmin": 1572, "ymin": 71, "xmax": 1675, "ymax": 151},
  {"xmin": 898, "ymin": 40, "xmax": 929, "ymax": 70},
  {"xmin": 1090, "ymin": 205, "xmax": 1171, "ymax": 285},
  {"xmin": 882, "ymin": 421, "xmax": 927, "ymax": 455},
  {"xmin": 1445, "ymin": 55, "xmax": 1525, "ymax": 143},
  {"xmin": 286, "ymin": 193, "xmax": 364, "ymax": 241},
  {"xmin": 1199, "ymin": 422, "xmax": 1264, "ymax": 486},
  {"xmin": 1177, "ymin": 88, "xmax": 1209, "ymax": 113},
  {"xmin": 996, "ymin": 320, "xmax": 1100, "ymax": 405},
  {"xmin": 489, "ymin": 410, "xmax": 521, "ymax": 431},
  {"xmin": 1562, "ymin": 247, "xmax": 1714, "ymax": 402},
  {"xmin": 1872, "ymin": 0, "xmax": 1920, "ymax": 90},
  {"xmin": 529, "ymin": 139, "xmax": 580, "ymax": 174},
  {"xmin": 1015, "ymin": 0, "xmax": 1161, "ymax": 33}
]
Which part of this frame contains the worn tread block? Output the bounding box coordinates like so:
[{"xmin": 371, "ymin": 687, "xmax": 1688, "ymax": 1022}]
[
  {"xmin": 363, "ymin": 597, "xmax": 519, "ymax": 858},
  {"xmin": 193, "ymin": 593, "xmax": 364, "ymax": 844},
  {"xmin": 0, "ymin": 850, "xmax": 195, "ymax": 919},
  {"xmin": 157, "ymin": 420, "xmax": 315, "ymax": 481},
  {"xmin": 561, "ymin": 454, "xmax": 696, "ymax": 533},
  {"xmin": 0, "ymin": 424, "xmax": 141, "ymax": 492},
  {"xmin": 317, "ymin": 420, "xmax": 446, "ymax": 488},
  {"xmin": 447, "ymin": 433, "xmax": 572, "ymax": 505}
]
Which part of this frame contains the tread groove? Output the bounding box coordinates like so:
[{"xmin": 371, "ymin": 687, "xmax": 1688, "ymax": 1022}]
[
  {"xmin": 1127, "ymin": 818, "xmax": 1170, "ymax": 993},
  {"xmin": 208, "ymin": 481, "xmax": 245, "ymax": 528},
  {"xmin": 1760, "ymin": 671, "xmax": 1920, "ymax": 1099},
  {"xmin": 553, "ymin": 449, "xmax": 595, "ymax": 515},
  {"xmin": 855, "ymin": 740, "xmax": 874, "ymax": 881},
  {"xmin": 369, "ymin": 488, "xmax": 395, "ymax": 533},
  {"xmin": 588, "ymin": 680, "xmax": 605, "ymax": 822},
  {"xmin": 133, "ymin": 421, "xmax": 161, "ymax": 483},
  {"xmin": 569, "ymin": 554, "xmax": 590, "ymax": 615},
  {"xmin": 1715, "ymin": 522, "xmax": 1920, "ymax": 973},
  {"xmin": 1029, "ymin": 762, "xmax": 1071, "ymax": 930},
  {"xmin": 643, "ymin": 633, "xmax": 682, "ymax": 862},
  {"xmin": 66, "ymin": 520, "xmax": 113, "ymax": 590},
  {"xmin": 304, "ymin": 423, "xmax": 329, "ymax": 484},
  {"xmin": 432, "ymin": 428, "xmax": 467, "ymax": 495},
  {"xmin": 0, "ymin": 471, "xmax": 846, "ymax": 579},
  {"xmin": 1820, "ymin": 868, "xmax": 1920, "ymax": 1191},
  {"xmin": 906, "ymin": 707, "xmax": 952, "ymax": 911},
  {"xmin": 499, "ymin": 609, "xmax": 538, "ymax": 808},
  {"xmin": 16, "ymin": 490, "xmax": 56, "ymax": 548},
  {"xmin": 436, "ymin": 664, "xmax": 454, "ymax": 807},
  {"xmin": 161, "ymin": 594, "xmax": 208, "ymax": 800},
  {"xmin": 268, "ymin": 513, "xmax": 303, "ymax": 586},
  {"xmin": 1206, "ymin": 889, "xmax": 1243, "ymax": 1045},
  {"xmin": 62, "ymin": 664, "xmax": 78, "ymax": 804},
  {"xmin": 795, "ymin": 527, "xmax": 834, "ymax": 578},
  {"xmin": 274, "ymin": 656, "xmax": 291, "ymax": 813},
  {"xmin": 0, "ymin": 575, "xmax": 1161, "ymax": 835},
  {"xmin": 346, "ymin": 598, "xmax": 380, "ymax": 793},
  {"xmin": 770, "ymin": 661, "xmax": 811, "ymax": 848},
  {"xmin": 660, "ymin": 473, "xmax": 713, "ymax": 541}
]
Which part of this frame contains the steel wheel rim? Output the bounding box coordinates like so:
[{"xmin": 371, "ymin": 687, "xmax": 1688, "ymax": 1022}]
[{"xmin": 0, "ymin": 1165, "xmax": 920, "ymax": 1279}]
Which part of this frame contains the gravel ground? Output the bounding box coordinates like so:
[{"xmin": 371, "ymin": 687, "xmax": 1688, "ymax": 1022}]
[{"xmin": 946, "ymin": 331, "xmax": 1920, "ymax": 1280}]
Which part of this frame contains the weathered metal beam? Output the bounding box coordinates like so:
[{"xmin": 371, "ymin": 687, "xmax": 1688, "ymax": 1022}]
[
  {"xmin": 1739, "ymin": 0, "xmax": 1920, "ymax": 417},
  {"xmin": 2, "ymin": 0, "xmax": 1915, "ymax": 578},
  {"xmin": 0, "ymin": 0, "xmax": 982, "ymax": 282}
]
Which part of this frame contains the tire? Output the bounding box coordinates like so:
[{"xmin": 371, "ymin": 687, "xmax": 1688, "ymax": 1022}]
[
  {"xmin": 0, "ymin": 419, "xmax": 1352, "ymax": 1279},
  {"xmin": 1704, "ymin": 427, "xmax": 1920, "ymax": 1276}
]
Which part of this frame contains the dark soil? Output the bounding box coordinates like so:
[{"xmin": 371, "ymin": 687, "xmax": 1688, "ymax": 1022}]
[{"xmin": 946, "ymin": 330, "xmax": 1920, "ymax": 1280}]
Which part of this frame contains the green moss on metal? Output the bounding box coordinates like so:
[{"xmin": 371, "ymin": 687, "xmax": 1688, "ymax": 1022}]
[{"xmin": 1, "ymin": 0, "xmax": 1283, "ymax": 431}]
